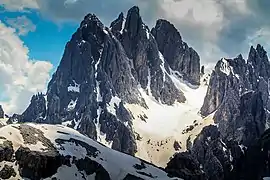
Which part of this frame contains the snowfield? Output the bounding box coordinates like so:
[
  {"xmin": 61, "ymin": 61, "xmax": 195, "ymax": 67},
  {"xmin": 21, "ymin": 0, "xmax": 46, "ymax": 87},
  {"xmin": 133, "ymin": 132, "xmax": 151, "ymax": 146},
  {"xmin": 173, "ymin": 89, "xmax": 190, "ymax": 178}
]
[
  {"xmin": 125, "ymin": 68, "xmax": 214, "ymax": 167},
  {"xmin": 0, "ymin": 123, "xmax": 180, "ymax": 180}
]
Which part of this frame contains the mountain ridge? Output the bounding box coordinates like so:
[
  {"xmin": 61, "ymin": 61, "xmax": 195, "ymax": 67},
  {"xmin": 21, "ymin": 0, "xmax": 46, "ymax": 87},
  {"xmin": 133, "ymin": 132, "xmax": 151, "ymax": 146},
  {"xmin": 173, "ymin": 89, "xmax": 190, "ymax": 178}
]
[{"xmin": 7, "ymin": 5, "xmax": 202, "ymax": 160}]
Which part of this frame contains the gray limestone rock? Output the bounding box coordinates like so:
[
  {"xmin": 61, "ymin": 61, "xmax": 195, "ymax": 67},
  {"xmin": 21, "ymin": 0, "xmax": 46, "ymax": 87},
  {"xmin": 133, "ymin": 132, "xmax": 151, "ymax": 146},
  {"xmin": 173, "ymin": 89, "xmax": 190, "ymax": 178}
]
[{"xmin": 151, "ymin": 19, "xmax": 201, "ymax": 85}]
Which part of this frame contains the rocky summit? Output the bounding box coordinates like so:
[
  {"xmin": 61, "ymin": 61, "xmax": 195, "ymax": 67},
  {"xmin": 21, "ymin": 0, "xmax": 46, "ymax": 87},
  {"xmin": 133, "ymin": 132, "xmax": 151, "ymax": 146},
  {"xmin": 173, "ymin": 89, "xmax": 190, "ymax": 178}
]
[{"xmin": 9, "ymin": 5, "xmax": 201, "ymax": 159}]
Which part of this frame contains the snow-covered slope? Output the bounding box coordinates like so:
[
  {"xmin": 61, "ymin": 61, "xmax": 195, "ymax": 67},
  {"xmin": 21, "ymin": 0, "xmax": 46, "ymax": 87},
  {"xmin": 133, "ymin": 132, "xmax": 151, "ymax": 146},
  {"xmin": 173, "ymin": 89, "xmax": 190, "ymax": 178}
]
[
  {"xmin": 126, "ymin": 71, "xmax": 214, "ymax": 167},
  {"xmin": 0, "ymin": 117, "xmax": 7, "ymax": 127},
  {"xmin": 0, "ymin": 123, "xmax": 180, "ymax": 180}
]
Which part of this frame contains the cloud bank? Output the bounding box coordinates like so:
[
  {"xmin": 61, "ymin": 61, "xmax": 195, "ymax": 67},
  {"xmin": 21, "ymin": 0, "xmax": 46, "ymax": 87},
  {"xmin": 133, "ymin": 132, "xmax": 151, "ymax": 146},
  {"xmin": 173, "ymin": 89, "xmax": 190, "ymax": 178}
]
[
  {"xmin": 0, "ymin": 21, "xmax": 52, "ymax": 114},
  {"xmin": 2, "ymin": 0, "xmax": 270, "ymax": 63}
]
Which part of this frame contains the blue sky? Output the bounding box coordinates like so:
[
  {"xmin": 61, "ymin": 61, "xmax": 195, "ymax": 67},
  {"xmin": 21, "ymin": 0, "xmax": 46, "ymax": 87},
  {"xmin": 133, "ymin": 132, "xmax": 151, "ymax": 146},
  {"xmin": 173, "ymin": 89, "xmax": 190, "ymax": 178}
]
[
  {"xmin": 1, "ymin": 0, "xmax": 270, "ymax": 114},
  {"xmin": 0, "ymin": 9, "xmax": 77, "ymax": 68}
]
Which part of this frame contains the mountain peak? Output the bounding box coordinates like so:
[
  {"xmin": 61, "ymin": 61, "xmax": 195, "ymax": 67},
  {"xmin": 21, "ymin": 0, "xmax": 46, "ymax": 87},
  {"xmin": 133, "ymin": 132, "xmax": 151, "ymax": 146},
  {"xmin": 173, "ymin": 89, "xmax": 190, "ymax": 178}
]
[
  {"xmin": 154, "ymin": 19, "xmax": 182, "ymax": 40},
  {"xmin": 256, "ymin": 43, "xmax": 265, "ymax": 51},
  {"xmin": 110, "ymin": 12, "xmax": 125, "ymax": 35},
  {"xmin": 151, "ymin": 18, "xmax": 200, "ymax": 85},
  {"xmin": 81, "ymin": 13, "xmax": 103, "ymax": 28},
  {"xmin": 128, "ymin": 6, "xmax": 140, "ymax": 15},
  {"xmin": 236, "ymin": 54, "xmax": 243, "ymax": 60},
  {"xmin": 247, "ymin": 44, "xmax": 270, "ymax": 78},
  {"xmin": 124, "ymin": 6, "xmax": 143, "ymax": 38}
]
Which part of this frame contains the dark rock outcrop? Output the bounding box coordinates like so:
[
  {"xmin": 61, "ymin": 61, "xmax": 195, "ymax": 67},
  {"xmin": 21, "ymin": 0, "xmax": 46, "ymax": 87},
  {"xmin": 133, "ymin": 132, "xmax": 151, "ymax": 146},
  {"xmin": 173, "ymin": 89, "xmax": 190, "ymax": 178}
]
[
  {"xmin": 75, "ymin": 157, "xmax": 111, "ymax": 180},
  {"xmin": 168, "ymin": 127, "xmax": 270, "ymax": 180},
  {"xmin": 166, "ymin": 152, "xmax": 206, "ymax": 180},
  {"xmin": 0, "ymin": 140, "xmax": 14, "ymax": 162},
  {"xmin": 19, "ymin": 93, "xmax": 47, "ymax": 123},
  {"xmin": 15, "ymin": 146, "xmax": 66, "ymax": 180},
  {"xmin": 151, "ymin": 19, "xmax": 200, "ymax": 85},
  {"xmin": 0, "ymin": 164, "xmax": 16, "ymax": 179},
  {"xmin": 0, "ymin": 105, "xmax": 4, "ymax": 119},
  {"xmin": 216, "ymin": 91, "xmax": 266, "ymax": 146}
]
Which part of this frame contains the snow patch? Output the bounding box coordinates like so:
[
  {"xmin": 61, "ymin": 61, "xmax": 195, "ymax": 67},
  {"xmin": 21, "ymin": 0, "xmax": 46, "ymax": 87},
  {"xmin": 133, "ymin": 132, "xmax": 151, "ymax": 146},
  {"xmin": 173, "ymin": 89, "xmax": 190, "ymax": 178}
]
[
  {"xmin": 147, "ymin": 68, "xmax": 153, "ymax": 98},
  {"xmin": 159, "ymin": 51, "xmax": 166, "ymax": 88},
  {"xmin": 62, "ymin": 120, "xmax": 73, "ymax": 126},
  {"xmin": 239, "ymin": 144, "xmax": 246, "ymax": 154},
  {"xmin": 120, "ymin": 18, "xmax": 126, "ymax": 34},
  {"xmin": 0, "ymin": 124, "xmax": 23, "ymax": 151},
  {"xmin": 67, "ymin": 98, "xmax": 77, "ymax": 111},
  {"xmin": 27, "ymin": 141, "xmax": 48, "ymax": 152},
  {"xmin": 95, "ymin": 51, "xmax": 103, "ymax": 103},
  {"xmin": 142, "ymin": 24, "xmax": 150, "ymax": 39},
  {"xmin": 146, "ymin": 29, "xmax": 150, "ymax": 39},
  {"xmin": 74, "ymin": 118, "xmax": 81, "ymax": 130},
  {"xmin": 44, "ymin": 164, "xmax": 88, "ymax": 180},
  {"xmin": 220, "ymin": 58, "xmax": 231, "ymax": 75},
  {"xmin": 103, "ymin": 29, "xmax": 109, "ymax": 35},
  {"xmin": 44, "ymin": 94, "xmax": 48, "ymax": 110},
  {"xmin": 68, "ymin": 80, "xmax": 80, "ymax": 93},
  {"xmin": 107, "ymin": 96, "xmax": 121, "ymax": 116},
  {"xmin": 78, "ymin": 40, "xmax": 86, "ymax": 47}
]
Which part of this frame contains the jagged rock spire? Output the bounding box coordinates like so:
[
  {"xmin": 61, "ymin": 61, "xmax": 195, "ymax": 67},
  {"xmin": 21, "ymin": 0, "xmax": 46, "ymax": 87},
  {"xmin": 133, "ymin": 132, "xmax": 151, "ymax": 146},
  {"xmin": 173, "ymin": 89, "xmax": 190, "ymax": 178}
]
[{"xmin": 151, "ymin": 19, "xmax": 201, "ymax": 85}]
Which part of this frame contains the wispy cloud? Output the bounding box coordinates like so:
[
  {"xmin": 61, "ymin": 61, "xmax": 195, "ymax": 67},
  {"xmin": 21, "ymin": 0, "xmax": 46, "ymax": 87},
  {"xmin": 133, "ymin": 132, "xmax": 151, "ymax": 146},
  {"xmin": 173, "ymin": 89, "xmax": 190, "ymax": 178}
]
[
  {"xmin": 6, "ymin": 15, "xmax": 36, "ymax": 36},
  {"xmin": 0, "ymin": 0, "xmax": 38, "ymax": 11}
]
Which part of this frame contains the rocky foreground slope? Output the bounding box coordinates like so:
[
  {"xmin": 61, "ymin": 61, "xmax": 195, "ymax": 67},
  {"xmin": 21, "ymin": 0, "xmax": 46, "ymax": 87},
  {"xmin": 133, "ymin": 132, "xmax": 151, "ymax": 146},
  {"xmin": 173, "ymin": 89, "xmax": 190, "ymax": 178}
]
[{"xmin": 0, "ymin": 123, "xmax": 181, "ymax": 180}]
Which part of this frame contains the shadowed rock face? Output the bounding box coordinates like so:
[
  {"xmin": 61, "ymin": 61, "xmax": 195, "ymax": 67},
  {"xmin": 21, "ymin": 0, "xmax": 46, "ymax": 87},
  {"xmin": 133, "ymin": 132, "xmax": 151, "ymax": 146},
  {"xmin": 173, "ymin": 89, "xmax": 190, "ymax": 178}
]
[
  {"xmin": 165, "ymin": 152, "xmax": 206, "ymax": 180},
  {"xmin": 0, "ymin": 164, "xmax": 16, "ymax": 179},
  {"xmin": 166, "ymin": 124, "xmax": 270, "ymax": 180},
  {"xmin": 12, "ymin": 6, "xmax": 200, "ymax": 156},
  {"xmin": 0, "ymin": 105, "xmax": 4, "ymax": 119},
  {"xmin": 19, "ymin": 93, "xmax": 47, "ymax": 123},
  {"xmin": 151, "ymin": 19, "xmax": 200, "ymax": 86}
]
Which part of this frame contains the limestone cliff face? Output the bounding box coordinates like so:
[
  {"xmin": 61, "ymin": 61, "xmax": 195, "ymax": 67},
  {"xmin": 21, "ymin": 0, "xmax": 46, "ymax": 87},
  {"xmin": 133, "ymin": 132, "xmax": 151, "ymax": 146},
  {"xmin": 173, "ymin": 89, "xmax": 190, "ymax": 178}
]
[{"xmin": 151, "ymin": 19, "xmax": 200, "ymax": 86}]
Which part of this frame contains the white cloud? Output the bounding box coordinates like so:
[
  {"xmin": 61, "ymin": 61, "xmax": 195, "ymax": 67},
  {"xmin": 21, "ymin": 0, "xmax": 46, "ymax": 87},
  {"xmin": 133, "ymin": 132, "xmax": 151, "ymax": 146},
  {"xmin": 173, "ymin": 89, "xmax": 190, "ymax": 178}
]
[
  {"xmin": 0, "ymin": 0, "xmax": 38, "ymax": 11},
  {"xmin": 6, "ymin": 16, "xmax": 36, "ymax": 36},
  {"xmin": 0, "ymin": 21, "xmax": 52, "ymax": 114}
]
